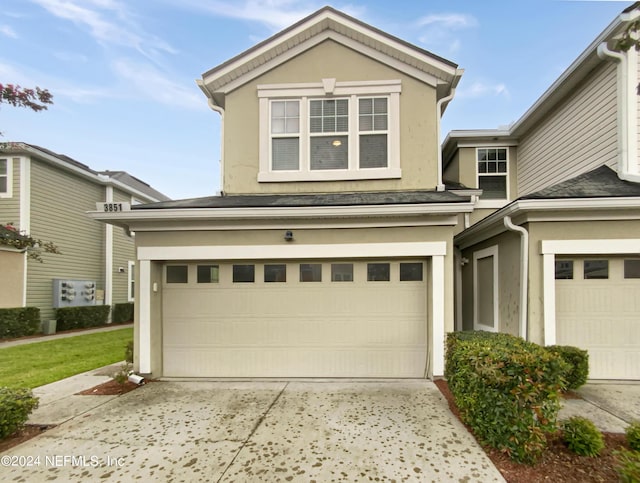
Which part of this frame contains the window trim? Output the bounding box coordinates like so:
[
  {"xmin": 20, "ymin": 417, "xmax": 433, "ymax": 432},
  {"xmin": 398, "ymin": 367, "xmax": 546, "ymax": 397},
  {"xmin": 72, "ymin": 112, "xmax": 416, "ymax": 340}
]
[
  {"xmin": 127, "ymin": 261, "xmax": 135, "ymax": 302},
  {"xmin": 0, "ymin": 158, "xmax": 13, "ymax": 198},
  {"xmin": 476, "ymin": 147, "xmax": 509, "ymax": 202},
  {"xmin": 258, "ymin": 79, "xmax": 401, "ymax": 182},
  {"xmin": 473, "ymin": 245, "xmax": 499, "ymax": 332}
]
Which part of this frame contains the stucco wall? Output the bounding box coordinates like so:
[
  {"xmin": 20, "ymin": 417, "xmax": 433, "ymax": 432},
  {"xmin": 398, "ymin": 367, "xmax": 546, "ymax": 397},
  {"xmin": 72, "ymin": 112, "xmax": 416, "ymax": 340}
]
[{"xmin": 223, "ymin": 39, "xmax": 439, "ymax": 194}]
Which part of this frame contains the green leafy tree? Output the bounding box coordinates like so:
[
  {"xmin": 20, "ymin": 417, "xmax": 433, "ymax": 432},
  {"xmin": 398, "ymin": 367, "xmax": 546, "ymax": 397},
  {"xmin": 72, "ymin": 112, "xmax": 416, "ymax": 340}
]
[{"xmin": 0, "ymin": 224, "xmax": 60, "ymax": 263}]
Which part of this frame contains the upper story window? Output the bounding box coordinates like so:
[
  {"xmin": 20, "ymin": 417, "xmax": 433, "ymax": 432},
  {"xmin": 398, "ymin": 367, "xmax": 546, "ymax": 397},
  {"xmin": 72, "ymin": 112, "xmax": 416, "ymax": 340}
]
[
  {"xmin": 259, "ymin": 79, "xmax": 401, "ymax": 182},
  {"xmin": 477, "ymin": 148, "xmax": 508, "ymax": 200},
  {"xmin": 0, "ymin": 158, "xmax": 12, "ymax": 198}
]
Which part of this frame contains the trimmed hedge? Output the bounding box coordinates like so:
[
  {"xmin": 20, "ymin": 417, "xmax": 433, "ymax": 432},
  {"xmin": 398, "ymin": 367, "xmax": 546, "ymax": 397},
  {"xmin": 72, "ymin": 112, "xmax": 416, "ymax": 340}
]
[
  {"xmin": 0, "ymin": 387, "xmax": 39, "ymax": 439},
  {"xmin": 0, "ymin": 307, "xmax": 41, "ymax": 339},
  {"xmin": 546, "ymin": 345, "xmax": 589, "ymax": 390},
  {"xmin": 55, "ymin": 305, "xmax": 111, "ymax": 331},
  {"xmin": 112, "ymin": 302, "xmax": 134, "ymax": 324},
  {"xmin": 445, "ymin": 331, "xmax": 568, "ymax": 464},
  {"xmin": 561, "ymin": 416, "xmax": 604, "ymax": 456}
]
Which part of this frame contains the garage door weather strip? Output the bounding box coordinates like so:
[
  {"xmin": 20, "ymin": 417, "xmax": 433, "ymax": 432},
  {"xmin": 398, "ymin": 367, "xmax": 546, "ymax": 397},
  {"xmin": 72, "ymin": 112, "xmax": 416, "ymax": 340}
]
[{"xmin": 217, "ymin": 382, "xmax": 289, "ymax": 482}]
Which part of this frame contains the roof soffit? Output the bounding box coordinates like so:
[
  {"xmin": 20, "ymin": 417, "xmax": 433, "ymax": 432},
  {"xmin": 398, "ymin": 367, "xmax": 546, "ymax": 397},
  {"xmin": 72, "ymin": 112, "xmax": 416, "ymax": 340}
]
[{"xmin": 200, "ymin": 8, "xmax": 460, "ymax": 101}]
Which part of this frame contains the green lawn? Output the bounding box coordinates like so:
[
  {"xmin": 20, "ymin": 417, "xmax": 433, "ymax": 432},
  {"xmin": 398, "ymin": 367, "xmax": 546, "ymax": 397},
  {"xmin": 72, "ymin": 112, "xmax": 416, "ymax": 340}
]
[{"xmin": 0, "ymin": 328, "xmax": 133, "ymax": 389}]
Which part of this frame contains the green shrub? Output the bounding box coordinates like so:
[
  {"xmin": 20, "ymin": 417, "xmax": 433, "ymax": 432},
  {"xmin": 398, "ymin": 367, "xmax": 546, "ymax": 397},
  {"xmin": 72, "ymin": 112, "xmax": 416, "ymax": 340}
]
[
  {"xmin": 546, "ymin": 345, "xmax": 589, "ymax": 390},
  {"xmin": 112, "ymin": 302, "xmax": 134, "ymax": 324},
  {"xmin": 561, "ymin": 416, "xmax": 604, "ymax": 456},
  {"xmin": 445, "ymin": 331, "xmax": 568, "ymax": 464},
  {"xmin": 626, "ymin": 421, "xmax": 640, "ymax": 451},
  {"xmin": 614, "ymin": 449, "xmax": 640, "ymax": 483},
  {"xmin": 125, "ymin": 340, "xmax": 133, "ymax": 363},
  {"xmin": 55, "ymin": 305, "xmax": 111, "ymax": 331},
  {"xmin": 0, "ymin": 307, "xmax": 41, "ymax": 339},
  {"xmin": 0, "ymin": 387, "xmax": 39, "ymax": 439}
]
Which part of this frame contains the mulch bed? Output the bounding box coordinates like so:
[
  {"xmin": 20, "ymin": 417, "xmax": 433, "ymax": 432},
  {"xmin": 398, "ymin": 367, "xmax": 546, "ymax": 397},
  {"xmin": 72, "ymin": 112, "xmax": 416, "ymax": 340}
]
[
  {"xmin": 434, "ymin": 379, "xmax": 629, "ymax": 482},
  {"xmin": 0, "ymin": 425, "xmax": 54, "ymax": 454},
  {"xmin": 76, "ymin": 379, "xmax": 141, "ymax": 396}
]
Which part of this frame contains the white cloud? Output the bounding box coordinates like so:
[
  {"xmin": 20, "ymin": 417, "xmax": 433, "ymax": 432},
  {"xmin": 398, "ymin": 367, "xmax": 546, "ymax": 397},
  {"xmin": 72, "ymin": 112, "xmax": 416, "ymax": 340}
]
[
  {"xmin": 110, "ymin": 59, "xmax": 206, "ymax": 111},
  {"xmin": 29, "ymin": 0, "xmax": 177, "ymax": 59},
  {"xmin": 415, "ymin": 12, "xmax": 477, "ymax": 55},
  {"xmin": 457, "ymin": 81, "xmax": 510, "ymax": 99},
  {"xmin": 0, "ymin": 25, "xmax": 18, "ymax": 38},
  {"xmin": 416, "ymin": 13, "xmax": 477, "ymax": 30}
]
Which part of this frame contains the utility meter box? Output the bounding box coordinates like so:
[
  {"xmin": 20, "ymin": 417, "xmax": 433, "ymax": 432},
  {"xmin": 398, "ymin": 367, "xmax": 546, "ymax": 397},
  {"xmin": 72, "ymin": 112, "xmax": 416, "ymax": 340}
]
[{"xmin": 53, "ymin": 279, "xmax": 97, "ymax": 308}]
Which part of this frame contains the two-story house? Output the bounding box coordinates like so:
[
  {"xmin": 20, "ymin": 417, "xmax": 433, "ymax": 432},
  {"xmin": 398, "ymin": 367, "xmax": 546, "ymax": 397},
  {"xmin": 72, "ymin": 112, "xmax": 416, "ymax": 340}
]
[
  {"xmin": 92, "ymin": 7, "xmax": 471, "ymax": 379},
  {"xmin": 444, "ymin": 3, "xmax": 640, "ymax": 380},
  {"xmin": 0, "ymin": 143, "xmax": 169, "ymax": 321}
]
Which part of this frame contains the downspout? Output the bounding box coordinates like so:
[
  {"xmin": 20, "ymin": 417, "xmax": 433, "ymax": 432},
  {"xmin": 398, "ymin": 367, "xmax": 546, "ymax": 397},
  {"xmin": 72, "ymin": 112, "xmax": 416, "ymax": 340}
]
[
  {"xmin": 196, "ymin": 80, "xmax": 226, "ymax": 194},
  {"xmin": 436, "ymin": 88, "xmax": 456, "ymax": 192},
  {"xmin": 504, "ymin": 216, "xmax": 528, "ymax": 340},
  {"xmin": 598, "ymin": 41, "xmax": 640, "ymax": 182}
]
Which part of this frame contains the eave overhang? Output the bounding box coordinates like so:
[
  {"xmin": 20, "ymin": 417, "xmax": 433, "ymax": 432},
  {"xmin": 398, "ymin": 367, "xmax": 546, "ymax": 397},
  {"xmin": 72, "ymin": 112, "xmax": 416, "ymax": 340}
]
[{"xmin": 455, "ymin": 197, "xmax": 640, "ymax": 250}]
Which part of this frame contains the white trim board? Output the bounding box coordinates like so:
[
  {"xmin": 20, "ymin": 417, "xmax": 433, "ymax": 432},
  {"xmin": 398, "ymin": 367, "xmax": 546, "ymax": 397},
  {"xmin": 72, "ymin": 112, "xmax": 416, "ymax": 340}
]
[
  {"xmin": 473, "ymin": 245, "xmax": 499, "ymax": 333},
  {"xmin": 541, "ymin": 238, "xmax": 640, "ymax": 346}
]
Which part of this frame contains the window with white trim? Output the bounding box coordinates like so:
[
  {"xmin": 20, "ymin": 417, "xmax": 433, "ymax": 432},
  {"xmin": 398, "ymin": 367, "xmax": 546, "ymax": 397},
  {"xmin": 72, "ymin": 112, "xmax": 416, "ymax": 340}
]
[
  {"xmin": 259, "ymin": 79, "xmax": 401, "ymax": 182},
  {"xmin": 127, "ymin": 261, "xmax": 135, "ymax": 301},
  {"xmin": 477, "ymin": 148, "xmax": 508, "ymax": 199},
  {"xmin": 0, "ymin": 158, "xmax": 12, "ymax": 198},
  {"xmin": 473, "ymin": 246, "xmax": 499, "ymax": 332}
]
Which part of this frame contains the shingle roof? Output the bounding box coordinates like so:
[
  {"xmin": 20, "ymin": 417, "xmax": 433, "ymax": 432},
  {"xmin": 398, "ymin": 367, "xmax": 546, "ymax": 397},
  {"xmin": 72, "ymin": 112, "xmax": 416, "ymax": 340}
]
[
  {"xmin": 98, "ymin": 171, "xmax": 171, "ymax": 202},
  {"xmin": 133, "ymin": 190, "xmax": 469, "ymax": 210},
  {"xmin": 521, "ymin": 165, "xmax": 640, "ymax": 199}
]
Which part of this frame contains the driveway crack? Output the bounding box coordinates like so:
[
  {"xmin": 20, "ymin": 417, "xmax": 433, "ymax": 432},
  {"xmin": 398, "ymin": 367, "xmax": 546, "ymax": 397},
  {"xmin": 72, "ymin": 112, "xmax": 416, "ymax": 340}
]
[{"xmin": 217, "ymin": 382, "xmax": 289, "ymax": 482}]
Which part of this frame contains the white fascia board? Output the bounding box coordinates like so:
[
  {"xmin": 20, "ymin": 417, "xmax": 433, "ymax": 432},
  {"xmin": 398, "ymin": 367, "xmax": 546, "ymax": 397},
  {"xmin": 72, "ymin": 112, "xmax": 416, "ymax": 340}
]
[
  {"xmin": 138, "ymin": 241, "xmax": 446, "ymax": 261},
  {"xmin": 455, "ymin": 197, "xmax": 640, "ymax": 249},
  {"xmin": 16, "ymin": 145, "xmax": 162, "ymax": 203},
  {"xmin": 541, "ymin": 238, "xmax": 640, "ymax": 255},
  {"xmin": 89, "ymin": 202, "xmax": 475, "ymax": 224}
]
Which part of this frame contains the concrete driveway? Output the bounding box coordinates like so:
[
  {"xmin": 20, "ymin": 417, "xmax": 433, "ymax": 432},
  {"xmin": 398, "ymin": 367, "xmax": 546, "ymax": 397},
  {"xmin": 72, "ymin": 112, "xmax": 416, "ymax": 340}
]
[{"xmin": 3, "ymin": 380, "xmax": 504, "ymax": 482}]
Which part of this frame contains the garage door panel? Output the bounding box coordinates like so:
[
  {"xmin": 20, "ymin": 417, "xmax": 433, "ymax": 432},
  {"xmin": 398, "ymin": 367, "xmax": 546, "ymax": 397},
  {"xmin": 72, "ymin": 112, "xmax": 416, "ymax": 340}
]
[{"xmin": 162, "ymin": 260, "xmax": 428, "ymax": 378}]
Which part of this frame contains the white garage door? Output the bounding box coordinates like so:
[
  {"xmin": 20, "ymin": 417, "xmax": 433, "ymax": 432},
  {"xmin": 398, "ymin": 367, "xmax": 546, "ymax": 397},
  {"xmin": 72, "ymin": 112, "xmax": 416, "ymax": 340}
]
[
  {"xmin": 556, "ymin": 257, "xmax": 640, "ymax": 380},
  {"xmin": 162, "ymin": 260, "xmax": 428, "ymax": 378}
]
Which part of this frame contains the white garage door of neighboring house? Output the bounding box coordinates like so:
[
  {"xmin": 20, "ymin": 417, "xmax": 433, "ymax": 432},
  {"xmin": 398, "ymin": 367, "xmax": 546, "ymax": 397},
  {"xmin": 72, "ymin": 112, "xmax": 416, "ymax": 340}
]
[
  {"xmin": 555, "ymin": 257, "xmax": 640, "ymax": 380},
  {"xmin": 162, "ymin": 260, "xmax": 428, "ymax": 378}
]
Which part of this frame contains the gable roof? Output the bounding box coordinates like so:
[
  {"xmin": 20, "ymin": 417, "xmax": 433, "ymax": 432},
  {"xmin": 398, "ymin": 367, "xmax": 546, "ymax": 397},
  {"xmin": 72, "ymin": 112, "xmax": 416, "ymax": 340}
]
[
  {"xmin": 198, "ymin": 6, "xmax": 462, "ymax": 108},
  {"xmin": 522, "ymin": 165, "xmax": 640, "ymax": 199},
  {"xmin": 1, "ymin": 142, "xmax": 170, "ymax": 202}
]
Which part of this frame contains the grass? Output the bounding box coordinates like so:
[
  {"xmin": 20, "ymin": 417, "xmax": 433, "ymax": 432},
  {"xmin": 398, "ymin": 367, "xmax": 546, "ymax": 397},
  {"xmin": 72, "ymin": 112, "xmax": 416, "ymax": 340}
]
[{"xmin": 0, "ymin": 328, "xmax": 133, "ymax": 389}]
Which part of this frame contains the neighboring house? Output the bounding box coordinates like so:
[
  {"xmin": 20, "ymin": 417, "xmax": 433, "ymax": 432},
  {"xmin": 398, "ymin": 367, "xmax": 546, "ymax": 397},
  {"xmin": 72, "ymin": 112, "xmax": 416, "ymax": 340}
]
[
  {"xmin": 92, "ymin": 6, "xmax": 468, "ymax": 379},
  {"xmin": 0, "ymin": 143, "xmax": 170, "ymax": 320},
  {"xmin": 444, "ymin": 4, "xmax": 640, "ymax": 379}
]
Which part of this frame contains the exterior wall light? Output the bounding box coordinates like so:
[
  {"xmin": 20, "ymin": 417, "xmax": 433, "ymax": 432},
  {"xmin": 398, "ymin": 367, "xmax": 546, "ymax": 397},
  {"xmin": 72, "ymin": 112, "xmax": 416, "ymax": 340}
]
[{"xmin": 284, "ymin": 230, "xmax": 294, "ymax": 241}]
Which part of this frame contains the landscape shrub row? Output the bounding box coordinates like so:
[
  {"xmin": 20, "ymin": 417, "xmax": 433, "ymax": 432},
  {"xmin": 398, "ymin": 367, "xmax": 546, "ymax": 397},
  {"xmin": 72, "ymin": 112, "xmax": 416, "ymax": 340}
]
[
  {"xmin": 55, "ymin": 305, "xmax": 111, "ymax": 331},
  {"xmin": 0, "ymin": 387, "xmax": 39, "ymax": 439},
  {"xmin": 546, "ymin": 345, "xmax": 589, "ymax": 390},
  {"xmin": 112, "ymin": 302, "xmax": 134, "ymax": 324},
  {"xmin": 445, "ymin": 331, "xmax": 568, "ymax": 464},
  {"xmin": 0, "ymin": 307, "xmax": 41, "ymax": 339}
]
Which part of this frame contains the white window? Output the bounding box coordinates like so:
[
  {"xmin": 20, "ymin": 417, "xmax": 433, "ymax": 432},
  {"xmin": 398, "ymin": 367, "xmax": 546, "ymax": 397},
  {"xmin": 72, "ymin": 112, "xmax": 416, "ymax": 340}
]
[
  {"xmin": 127, "ymin": 261, "xmax": 135, "ymax": 301},
  {"xmin": 259, "ymin": 79, "xmax": 401, "ymax": 182},
  {"xmin": 473, "ymin": 246, "xmax": 499, "ymax": 332},
  {"xmin": 0, "ymin": 158, "xmax": 12, "ymax": 198},
  {"xmin": 477, "ymin": 148, "xmax": 508, "ymax": 200}
]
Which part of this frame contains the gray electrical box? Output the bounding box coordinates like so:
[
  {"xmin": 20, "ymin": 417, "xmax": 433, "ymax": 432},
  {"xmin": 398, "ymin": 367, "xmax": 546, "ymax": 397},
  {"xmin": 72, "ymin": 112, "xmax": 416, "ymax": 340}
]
[{"xmin": 52, "ymin": 279, "xmax": 97, "ymax": 308}]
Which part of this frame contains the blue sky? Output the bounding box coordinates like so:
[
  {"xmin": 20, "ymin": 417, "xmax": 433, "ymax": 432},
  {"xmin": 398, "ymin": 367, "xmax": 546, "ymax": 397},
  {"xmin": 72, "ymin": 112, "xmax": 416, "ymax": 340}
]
[{"xmin": 0, "ymin": 0, "xmax": 631, "ymax": 199}]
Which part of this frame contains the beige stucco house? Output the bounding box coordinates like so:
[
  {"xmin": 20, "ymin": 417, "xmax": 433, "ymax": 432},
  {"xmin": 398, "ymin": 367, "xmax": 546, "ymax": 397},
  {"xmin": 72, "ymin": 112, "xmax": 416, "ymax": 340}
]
[
  {"xmin": 0, "ymin": 143, "xmax": 169, "ymax": 320},
  {"xmin": 92, "ymin": 7, "xmax": 469, "ymax": 379},
  {"xmin": 444, "ymin": 4, "xmax": 640, "ymax": 380}
]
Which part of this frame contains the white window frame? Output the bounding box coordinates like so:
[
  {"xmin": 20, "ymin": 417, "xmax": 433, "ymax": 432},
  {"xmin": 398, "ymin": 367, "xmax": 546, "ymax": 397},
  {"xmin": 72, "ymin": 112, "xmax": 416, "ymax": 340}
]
[
  {"xmin": 127, "ymin": 261, "xmax": 135, "ymax": 302},
  {"xmin": 473, "ymin": 245, "xmax": 499, "ymax": 332},
  {"xmin": 0, "ymin": 158, "xmax": 13, "ymax": 198},
  {"xmin": 258, "ymin": 79, "xmax": 401, "ymax": 182},
  {"xmin": 476, "ymin": 147, "xmax": 509, "ymax": 206}
]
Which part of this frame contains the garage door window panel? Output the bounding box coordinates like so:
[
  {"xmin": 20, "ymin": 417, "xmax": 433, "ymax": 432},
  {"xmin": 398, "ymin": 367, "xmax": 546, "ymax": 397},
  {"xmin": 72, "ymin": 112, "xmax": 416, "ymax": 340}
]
[
  {"xmin": 197, "ymin": 265, "xmax": 219, "ymax": 283},
  {"xmin": 166, "ymin": 265, "xmax": 188, "ymax": 284},
  {"xmin": 300, "ymin": 263, "xmax": 322, "ymax": 282},
  {"xmin": 624, "ymin": 259, "xmax": 640, "ymax": 279},
  {"xmin": 331, "ymin": 263, "xmax": 353, "ymax": 282},
  {"xmin": 233, "ymin": 265, "xmax": 255, "ymax": 283},
  {"xmin": 367, "ymin": 263, "xmax": 390, "ymax": 281},
  {"xmin": 584, "ymin": 260, "xmax": 608, "ymax": 279},
  {"xmin": 555, "ymin": 260, "xmax": 574, "ymax": 280},
  {"xmin": 400, "ymin": 262, "xmax": 423, "ymax": 281},
  {"xmin": 265, "ymin": 264, "xmax": 287, "ymax": 282}
]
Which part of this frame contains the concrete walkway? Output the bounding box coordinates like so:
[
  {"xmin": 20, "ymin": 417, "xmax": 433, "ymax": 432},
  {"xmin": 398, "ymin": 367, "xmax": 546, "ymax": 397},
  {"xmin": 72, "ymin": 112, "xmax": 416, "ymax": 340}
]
[{"xmin": 0, "ymin": 323, "xmax": 133, "ymax": 349}]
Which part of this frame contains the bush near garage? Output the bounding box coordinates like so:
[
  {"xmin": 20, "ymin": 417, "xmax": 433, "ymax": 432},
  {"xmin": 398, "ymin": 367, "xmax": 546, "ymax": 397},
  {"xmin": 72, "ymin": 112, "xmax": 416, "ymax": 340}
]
[
  {"xmin": 0, "ymin": 387, "xmax": 39, "ymax": 440},
  {"xmin": 0, "ymin": 307, "xmax": 41, "ymax": 339},
  {"xmin": 55, "ymin": 305, "xmax": 111, "ymax": 331},
  {"xmin": 112, "ymin": 302, "xmax": 134, "ymax": 324},
  {"xmin": 626, "ymin": 421, "xmax": 640, "ymax": 451},
  {"xmin": 561, "ymin": 416, "xmax": 605, "ymax": 456},
  {"xmin": 445, "ymin": 330, "xmax": 568, "ymax": 464},
  {"xmin": 614, "ymin": 449, "xmax": 640, "ymax": 482},
  {"xmin": 546, "ymin": 345, "xmax": 589, "ymax": 390}
]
